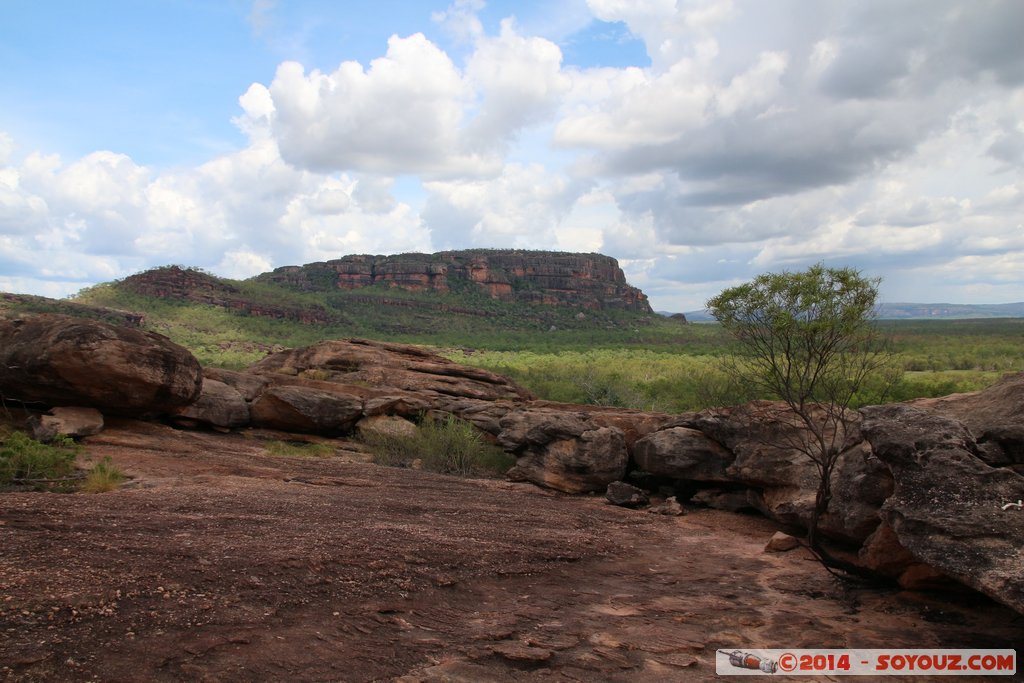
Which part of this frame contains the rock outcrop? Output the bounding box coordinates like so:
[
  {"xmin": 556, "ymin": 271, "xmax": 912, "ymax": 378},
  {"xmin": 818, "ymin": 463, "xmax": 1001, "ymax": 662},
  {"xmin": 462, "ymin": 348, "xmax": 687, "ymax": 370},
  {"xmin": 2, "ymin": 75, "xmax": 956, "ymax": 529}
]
[
  {"xmin": 165, "ymin": 339, "xmax": 531, "ymax": 436},
  {"xmin": 654, "ymin": 402, "xmax": 888, "ymax": 542},
  {"xmin": 172, "ymin": 378, "xmax": 250, "ymax": 430},
  {"xmin": 0, "ymin": 315, "xmax": 202, "ymax": 416},
  {"xmin": 4, "ymin": 313, "xmax": 1022, "ymax": 616},
  {"xmin": 910, "ymin": 372, "xmax": 1024, "ymax": 469},
  {"xmin": 860, "ymin": 404, "xmax": 1024, "ymax": 613},
  {"xmin": 258, "ymin": 250, "xmax": 652, "ymax": 312},
  {"xmin": 249, "ymin": 338, "xmax": 532, "ymax": 403},
  {"xmin": 498, "ymin": 404, "xmax": 671, "ymax": 493}
]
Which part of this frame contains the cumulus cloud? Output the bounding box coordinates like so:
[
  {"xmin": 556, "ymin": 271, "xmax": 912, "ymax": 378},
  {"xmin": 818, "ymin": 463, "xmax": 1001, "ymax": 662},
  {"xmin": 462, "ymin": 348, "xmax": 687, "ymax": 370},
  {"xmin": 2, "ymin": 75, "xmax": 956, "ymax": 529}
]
[
  {"xmin": 432, "ymin": 0, "xmax": 485, "ymax": 44},
  {"xmin": 2, "ymin": 1, "xmax": 1024, "ymax": 311},
  {"xmin": 0, "ymin": 131, "xmax": 428, "ymax": 291},
  {"xmin": 465, "ymin": 19, "xmax": 570, "ymax": 146},
  {"xmin": 253, "ymin": 34, "xmax": 494, "ymax": 177},
  {"xmin": 423, "ymin": 163, "xmax": 587, "ymax": 249}
]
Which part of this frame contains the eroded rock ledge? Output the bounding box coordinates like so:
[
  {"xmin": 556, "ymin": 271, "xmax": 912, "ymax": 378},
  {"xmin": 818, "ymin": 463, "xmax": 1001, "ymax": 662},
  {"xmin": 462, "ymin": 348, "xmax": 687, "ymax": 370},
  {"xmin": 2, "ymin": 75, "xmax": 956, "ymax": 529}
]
[{"xmin": 2, "ymin": 313, "xmax": 1022, "ymax": 616}]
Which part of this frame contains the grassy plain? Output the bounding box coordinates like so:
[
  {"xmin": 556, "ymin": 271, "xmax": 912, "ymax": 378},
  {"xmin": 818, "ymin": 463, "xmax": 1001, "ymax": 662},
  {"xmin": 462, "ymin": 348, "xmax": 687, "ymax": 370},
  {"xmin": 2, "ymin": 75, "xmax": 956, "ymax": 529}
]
[
  {"xmin": 5, "ymin": 275, "xmax": 1022, "ymax": 412},
  {"xmin": 448, "ymin": 318, "xmax": 1024, "ymax": 412}
]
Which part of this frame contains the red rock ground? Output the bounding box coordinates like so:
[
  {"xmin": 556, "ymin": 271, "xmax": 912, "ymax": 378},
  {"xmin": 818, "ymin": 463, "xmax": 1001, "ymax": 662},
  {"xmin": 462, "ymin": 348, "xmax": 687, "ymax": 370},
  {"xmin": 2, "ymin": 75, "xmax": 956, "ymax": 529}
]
[{"xmin": 1, "ymin": 418, "xmax": 1021, "ymax": 682}]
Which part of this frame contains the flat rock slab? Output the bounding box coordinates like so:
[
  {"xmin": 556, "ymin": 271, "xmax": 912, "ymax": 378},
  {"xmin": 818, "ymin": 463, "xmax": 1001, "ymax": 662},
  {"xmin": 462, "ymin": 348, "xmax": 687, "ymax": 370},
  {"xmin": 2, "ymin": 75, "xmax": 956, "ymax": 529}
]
[{"xmin": 1, "ymin": 418, "xmax": 1021, "ymax": 682}]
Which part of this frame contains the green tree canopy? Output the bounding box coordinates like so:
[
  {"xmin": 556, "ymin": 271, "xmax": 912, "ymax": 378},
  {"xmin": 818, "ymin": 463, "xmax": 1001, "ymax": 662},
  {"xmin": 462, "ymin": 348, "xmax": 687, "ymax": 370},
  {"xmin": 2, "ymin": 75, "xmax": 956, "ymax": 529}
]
[{"xmin": 707, "ymin": 263, "xmax": 894, "ymax": 557}]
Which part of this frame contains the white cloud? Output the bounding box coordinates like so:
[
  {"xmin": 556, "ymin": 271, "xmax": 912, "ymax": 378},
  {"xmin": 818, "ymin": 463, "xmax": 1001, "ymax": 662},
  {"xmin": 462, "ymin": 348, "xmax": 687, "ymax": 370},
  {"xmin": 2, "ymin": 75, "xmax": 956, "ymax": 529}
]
[
  {"xmin": 260, "ymin": 34, "xmax": 496, "ymax": 177},
  {"xmin": 432, "ymin": 0, "xmax": 485, "ymax": 43},
  {"xmin": 465, "ymin": 19, "xmax": 570, "ymax": 145},
  {"xmin": 215, "ymin": 248, "xmax": 274, "ymax": 280},
  {"xmin": 2, "ymin": 1, "xmax": 1024, "ymax": 312},
  {"xmin": 423, "ymin": 163, "xmax": 584, "ymax": 249}
]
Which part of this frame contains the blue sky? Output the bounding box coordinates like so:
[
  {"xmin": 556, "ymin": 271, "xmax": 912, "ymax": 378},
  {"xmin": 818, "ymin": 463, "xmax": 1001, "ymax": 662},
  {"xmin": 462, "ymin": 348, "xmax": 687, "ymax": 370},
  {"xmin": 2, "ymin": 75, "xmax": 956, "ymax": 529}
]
[{"xmin": 1, "ymin": 0, "xmax": 1022, "ymax": 311}]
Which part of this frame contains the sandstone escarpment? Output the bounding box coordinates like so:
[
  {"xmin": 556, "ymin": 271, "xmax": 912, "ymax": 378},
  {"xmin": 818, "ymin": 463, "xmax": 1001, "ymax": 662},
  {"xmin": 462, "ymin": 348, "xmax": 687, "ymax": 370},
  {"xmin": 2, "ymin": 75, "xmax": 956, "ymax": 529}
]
[{"xmin": 258, "ymin": 250, "xmax": 652, "ymax": 312}]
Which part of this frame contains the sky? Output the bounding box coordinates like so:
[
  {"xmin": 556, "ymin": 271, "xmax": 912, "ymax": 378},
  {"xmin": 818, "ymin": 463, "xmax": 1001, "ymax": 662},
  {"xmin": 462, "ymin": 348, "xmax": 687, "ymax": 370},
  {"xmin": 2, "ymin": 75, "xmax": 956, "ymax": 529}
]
[{"xmin": 1, "ymin": 0, "xmax": 1023, "ymax": 312}]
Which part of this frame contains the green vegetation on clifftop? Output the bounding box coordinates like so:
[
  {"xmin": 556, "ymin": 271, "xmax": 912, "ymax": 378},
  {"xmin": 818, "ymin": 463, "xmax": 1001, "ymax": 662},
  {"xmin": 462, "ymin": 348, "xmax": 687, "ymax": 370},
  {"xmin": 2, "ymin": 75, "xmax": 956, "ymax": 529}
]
[{"xmin": 2, "ymin": 265, "xmax": 1022, "ymax": 412}]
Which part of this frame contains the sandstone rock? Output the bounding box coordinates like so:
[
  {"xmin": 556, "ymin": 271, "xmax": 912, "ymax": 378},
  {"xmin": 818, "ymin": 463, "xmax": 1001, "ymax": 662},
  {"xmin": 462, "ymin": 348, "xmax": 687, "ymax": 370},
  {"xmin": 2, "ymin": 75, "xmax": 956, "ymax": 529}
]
[
  {"xmin": 764, "ymin": 531, "xmax": 800, "ymax": 553},
  {"xmin": 357, "ymin": 415, "xmax": 418, "ymax": 440},
  {"xmin": 501, "ymin": 407, "xmax": 628, "ymax": 493},
  {"xmin": 648, "ymin": 496, "xmax": 684, "ymax": 516},
  {"xmin": 29, "ymin": 407, "xmax": 104, "ymax": 442},
  {"xmin": 203, "ymin": 367, "xmax": 269, "ymax": 402},
  {"xmin": 489, "ymin": 641, "xmax": 553, "ymax": 663},
  {"xmin": 857, "ymin": 521, "xmax": 920, "ymax": 577},
  {"xmin": 690, "ymin": 488, "xmax": 762, "ymax": 513},
  {"xmin": 860, "ymin": 403, "xmax": 1024, "ymax": 615},
  {"xmin": 173, "ymin": 379, "xmax": 249, "ymax": 429},
  {"xmin": 669, "ymin": 402, "xmax": 884, "ymax": 542},
  {"xmin": 859, "ymin": 523, "xmax": 955, "ymax": 589},
  {"xmin": 897, "ymin": 564, "xmax": 953, "ymax": 591},
  {"xmin": 606, "ymin": 481, "xmax": 649, "ymax": 508},
  {"xmin": 249, "ymin": 339, "xmax": 531, "ymax": 404},
  {"xmin": 431, "ymin": 398, "xmax": 518, "ymax": 436},
  {"xmin": 251, "ymin": 384, "xmax": 364, "ymax": 434},
  {"xmin": 633, "ymin": 427, "xmax": 734, "ymax": 481},
  {"xmin": 362, "ymin": 394, "xmax": 432, "ymax": 419},
  {"xmin": 0, "ymin": 315, "xmax": 202, "ymax": 416},
  {"xmin": 910, "ymin": 372, "xmax": 1024, "ymax": 467}
]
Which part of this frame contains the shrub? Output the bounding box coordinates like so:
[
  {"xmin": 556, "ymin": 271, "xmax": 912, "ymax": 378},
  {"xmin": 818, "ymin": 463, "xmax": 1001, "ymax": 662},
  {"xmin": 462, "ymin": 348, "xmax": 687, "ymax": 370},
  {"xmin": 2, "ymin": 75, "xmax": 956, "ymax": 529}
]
[
  {"xmin": 0, "ymin": 431, "xmax": 80, "ymax": 491},
  {"xmin": 81, "ymin": 457, "xmax": 126, "ymax": 493},
  {"xmin": 362, "ymin": 414, "xmax": 515, "ymax": 477}
]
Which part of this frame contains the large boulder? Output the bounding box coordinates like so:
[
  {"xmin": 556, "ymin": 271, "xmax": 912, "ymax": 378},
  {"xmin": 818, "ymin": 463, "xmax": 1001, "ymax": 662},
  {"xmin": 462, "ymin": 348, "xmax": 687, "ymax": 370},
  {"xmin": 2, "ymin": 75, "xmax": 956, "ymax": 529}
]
[
  {"xmin": 248, "ymin": 339, "xmax": 532, "ymax": 404},
  {"xmin": 633, "ymin": 427, "xmax": 734, "ymax": 482},
  {"xmin": 250, "ymin": 383, "xmax": 364, "ymax": 434},
  {"xmin": 499, "ymin": 407, "xmax": 628, "ymax": 493},
  {"xmin": 910, "ymin": 372, "xmax": 1024, "ymax": 467},
  {"xmin": 670, "ymin": 402, "xmax": 886, "ymax": 542},
  {"xmin": 202, "ymin": 367, "xmax": 269, "ymax": 402},
  {"xmin": 173, "ymin": 378, "xmax": 250, "ymax": 429},
  {"xmin": 0, "ymin": 315, "xmax": 202, "ymax": 416},
  {"xmin": 860, "ymin": 404, "xmax": 1024, "ymax": 614}
]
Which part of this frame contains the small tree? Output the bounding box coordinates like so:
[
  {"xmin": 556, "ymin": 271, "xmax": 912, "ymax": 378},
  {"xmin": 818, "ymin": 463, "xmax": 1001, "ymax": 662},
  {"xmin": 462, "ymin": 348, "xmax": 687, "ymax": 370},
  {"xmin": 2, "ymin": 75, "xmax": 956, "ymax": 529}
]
[{"xmin": 707, "ymin": 264, "xmax": 895, "ymax": 558}]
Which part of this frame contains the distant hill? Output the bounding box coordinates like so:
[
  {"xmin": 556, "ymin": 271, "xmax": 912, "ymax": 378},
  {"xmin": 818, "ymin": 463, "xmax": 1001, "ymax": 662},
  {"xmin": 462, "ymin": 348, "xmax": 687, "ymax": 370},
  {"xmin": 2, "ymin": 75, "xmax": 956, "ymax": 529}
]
[
  {"xmin": 256, "ymin": 250, "xmax": 651, "ymax": 313},
  {"xmin": 680, "ymin": 302, "xmax": 1024, "ymax": 321},
  {"xmin": 1, "ymin": 251, "xmax": 693, "ymax": 365}
]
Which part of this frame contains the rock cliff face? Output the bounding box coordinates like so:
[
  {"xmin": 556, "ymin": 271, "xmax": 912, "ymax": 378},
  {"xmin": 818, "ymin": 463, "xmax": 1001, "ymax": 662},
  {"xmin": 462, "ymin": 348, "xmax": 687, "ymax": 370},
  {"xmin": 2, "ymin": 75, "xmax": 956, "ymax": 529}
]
[{"xmin": 258, "ymin": 250, "xmax": 652, "ymax": 312}]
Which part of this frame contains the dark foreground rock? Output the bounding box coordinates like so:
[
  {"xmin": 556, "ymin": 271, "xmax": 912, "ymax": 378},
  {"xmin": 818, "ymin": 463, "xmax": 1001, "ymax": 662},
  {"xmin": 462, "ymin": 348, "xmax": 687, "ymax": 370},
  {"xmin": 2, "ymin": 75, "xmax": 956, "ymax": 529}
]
[
  {"xmin": 0, "ymin": 315, "xmax": 202, "ymax": 416},
  {"xmin": 860, "ymin": 404, "xmax": 1024, "ymax": 614},
  {"xmin": 605, "ymin": 481, "xmax": 649, "ymax": 507}
]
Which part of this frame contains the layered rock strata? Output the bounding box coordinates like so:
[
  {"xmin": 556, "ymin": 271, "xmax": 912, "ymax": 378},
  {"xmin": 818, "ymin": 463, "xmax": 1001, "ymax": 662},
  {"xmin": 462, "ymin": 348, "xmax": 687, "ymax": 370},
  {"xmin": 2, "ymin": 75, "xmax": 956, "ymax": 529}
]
[{"xmin": 259, "ymin": 250, "xmax": 652, "ymax": 312}]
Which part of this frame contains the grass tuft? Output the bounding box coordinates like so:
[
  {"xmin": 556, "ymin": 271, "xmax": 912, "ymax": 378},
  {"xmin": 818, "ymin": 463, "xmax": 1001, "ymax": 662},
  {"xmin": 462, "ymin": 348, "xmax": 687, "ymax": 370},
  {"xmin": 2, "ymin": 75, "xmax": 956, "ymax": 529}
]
[{"xmin": 80, "ymin": 457, "xmax": 126, "ymax": 493}]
